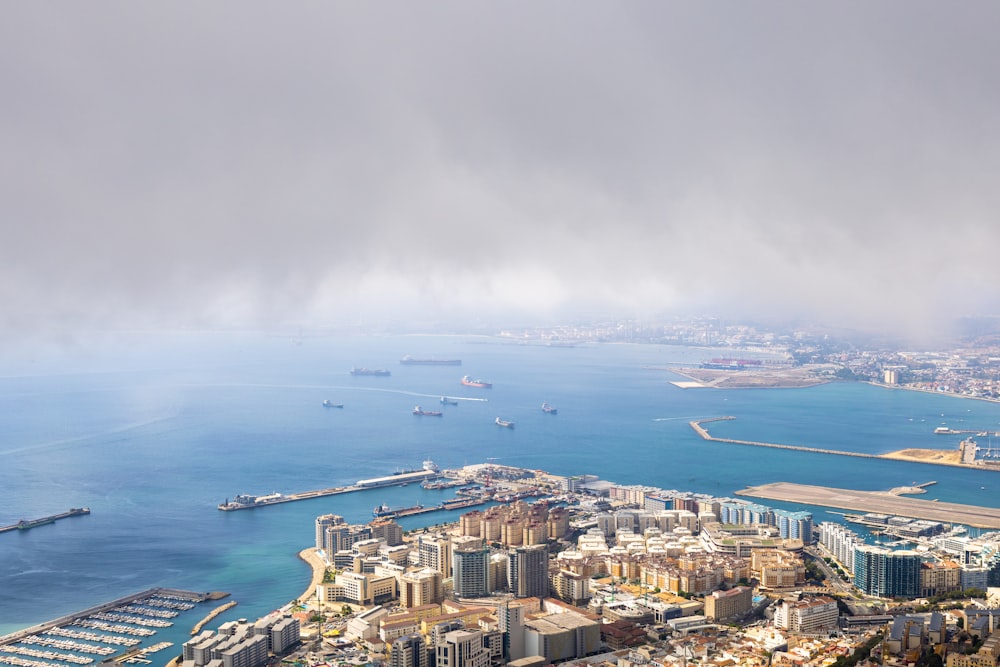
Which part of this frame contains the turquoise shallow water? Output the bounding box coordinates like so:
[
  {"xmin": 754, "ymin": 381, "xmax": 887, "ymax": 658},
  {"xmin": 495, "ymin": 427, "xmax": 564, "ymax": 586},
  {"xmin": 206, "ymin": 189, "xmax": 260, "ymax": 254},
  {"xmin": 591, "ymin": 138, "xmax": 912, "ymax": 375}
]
[{"xmin": 1, "ymin": 333, "xmax": 999, "ymax": 659}]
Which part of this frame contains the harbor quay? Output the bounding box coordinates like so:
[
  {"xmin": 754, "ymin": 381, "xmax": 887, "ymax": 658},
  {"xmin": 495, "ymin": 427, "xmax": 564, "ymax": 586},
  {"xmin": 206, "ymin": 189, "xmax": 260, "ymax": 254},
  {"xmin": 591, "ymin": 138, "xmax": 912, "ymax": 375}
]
[
  {"xmin": 217, "ymin": 461, "xmax": 444, "ymax": 511},
  {"xmin": 737, "ymin": 481, "xmax": 1000, "ymax": 529},
  {"xmin": 215, "ymin": 460, "xmax": 535, "ymax": 517}
]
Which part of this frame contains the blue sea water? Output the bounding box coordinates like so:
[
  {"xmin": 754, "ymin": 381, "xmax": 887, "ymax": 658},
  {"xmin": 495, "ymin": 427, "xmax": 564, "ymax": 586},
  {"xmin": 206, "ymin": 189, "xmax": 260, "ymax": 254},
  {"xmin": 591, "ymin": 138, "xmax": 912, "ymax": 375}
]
[{"xmin": 2, "ymin": 332, "xmax": 999, "ymax": 659}]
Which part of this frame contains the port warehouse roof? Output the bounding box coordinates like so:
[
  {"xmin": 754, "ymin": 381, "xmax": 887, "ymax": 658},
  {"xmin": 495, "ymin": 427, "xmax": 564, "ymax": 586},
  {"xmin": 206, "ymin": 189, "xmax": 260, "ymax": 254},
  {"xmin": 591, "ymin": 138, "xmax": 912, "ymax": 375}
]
[{"xmin": 356, "ymin": 470, "xmax": 439, "ymax": 488}]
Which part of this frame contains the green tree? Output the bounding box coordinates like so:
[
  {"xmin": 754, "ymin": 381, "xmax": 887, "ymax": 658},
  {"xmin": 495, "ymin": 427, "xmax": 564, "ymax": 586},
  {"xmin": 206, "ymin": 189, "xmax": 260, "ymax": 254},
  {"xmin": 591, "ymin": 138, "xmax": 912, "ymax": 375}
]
[{"xmin": 834, "ymin": 367, "xmax": 857, "ymax": 381}]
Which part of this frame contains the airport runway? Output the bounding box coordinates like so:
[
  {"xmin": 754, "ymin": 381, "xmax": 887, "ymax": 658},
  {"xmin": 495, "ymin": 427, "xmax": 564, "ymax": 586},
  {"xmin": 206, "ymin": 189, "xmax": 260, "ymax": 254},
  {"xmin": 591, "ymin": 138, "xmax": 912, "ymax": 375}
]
[{"xmin": 737, "ymin": 482, "xmax": 1000, "ymax": 529}]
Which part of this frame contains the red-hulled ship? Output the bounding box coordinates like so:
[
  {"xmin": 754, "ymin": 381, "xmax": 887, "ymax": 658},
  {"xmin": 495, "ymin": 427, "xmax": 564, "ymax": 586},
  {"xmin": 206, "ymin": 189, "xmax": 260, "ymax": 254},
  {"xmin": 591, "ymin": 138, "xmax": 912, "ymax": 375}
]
[{"xmin": 461, "ymin": 375, "xmax": 493, "ymax": 388}]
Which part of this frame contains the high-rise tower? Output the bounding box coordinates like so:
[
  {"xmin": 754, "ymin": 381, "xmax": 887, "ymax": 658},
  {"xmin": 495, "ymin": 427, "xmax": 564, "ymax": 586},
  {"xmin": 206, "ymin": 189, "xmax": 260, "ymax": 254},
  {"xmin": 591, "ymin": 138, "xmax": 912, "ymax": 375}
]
[
  {"xmin": 507, "ymin": 544, "xmax": 548, "ymax": 598},
  {"xmin": 452, "ymin": 537, "xmax": 489, "ymax": 598}
]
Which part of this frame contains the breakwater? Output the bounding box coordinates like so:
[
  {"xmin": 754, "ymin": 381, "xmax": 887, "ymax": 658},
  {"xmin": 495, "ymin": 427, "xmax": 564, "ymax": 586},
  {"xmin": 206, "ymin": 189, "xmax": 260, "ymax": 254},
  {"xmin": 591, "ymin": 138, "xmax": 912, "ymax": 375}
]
[
  {"xmin": 689, "ymin": 417, "xmax": 878, "ymax": 459},
  {"xmin": 689, "ymin": 417, "xmax": 999, "ymax": 471},
  {"xmin": 190, "ymin": 602, "xmax": 237, "ymax": 636},
  {"xmin": 0, "ymin": 508, "xmax": 90, "ymax": 534}
]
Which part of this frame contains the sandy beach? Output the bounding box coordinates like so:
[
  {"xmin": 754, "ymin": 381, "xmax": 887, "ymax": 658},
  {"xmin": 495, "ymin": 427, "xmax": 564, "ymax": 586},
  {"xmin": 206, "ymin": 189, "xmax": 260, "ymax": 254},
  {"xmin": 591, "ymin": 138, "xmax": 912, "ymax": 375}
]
[
  {"xmin": 297, "ymin": 547, "xmax": 328, "ymax": 607},
  {"xmin": 882, "ymin": 448, "xmax": 964, "ymax": 465}
]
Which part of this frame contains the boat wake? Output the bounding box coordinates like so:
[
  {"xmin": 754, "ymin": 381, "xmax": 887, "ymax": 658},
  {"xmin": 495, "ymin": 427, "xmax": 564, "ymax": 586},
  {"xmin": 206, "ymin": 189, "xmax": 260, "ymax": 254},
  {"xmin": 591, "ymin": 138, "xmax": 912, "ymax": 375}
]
[
  {"xmin": 182, "ymin": 383, "xmax": 492, "ymax": 402},
  {"xmin": 0, "ymin": 415, "xmax": 178, "ymax": 457}
]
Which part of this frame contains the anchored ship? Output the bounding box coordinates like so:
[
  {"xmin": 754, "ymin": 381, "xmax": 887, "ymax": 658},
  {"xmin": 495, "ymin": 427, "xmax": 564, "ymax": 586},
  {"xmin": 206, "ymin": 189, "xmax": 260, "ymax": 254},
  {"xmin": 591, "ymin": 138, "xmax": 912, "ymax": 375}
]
[
  {"xmin": 495, "ymin": 417, "xmax": 514, "ymax": 429},
  {"xmin": 350, "ymin": 367, "xmax": 391, "ymax": 376},
  {"xmin": 542, "ymin": 402, "xmax": 558, "ymax": 414},
  {"xmin": 400, "ymin": 355, "xmax": 462, "ymax": 366},
  {"xmin": 462, "ymin": 375, "xmax": 493, "ymax": 388},
  {"xmin": 413, "ymin": 406, "xmax": 443, "ymax": 417}
]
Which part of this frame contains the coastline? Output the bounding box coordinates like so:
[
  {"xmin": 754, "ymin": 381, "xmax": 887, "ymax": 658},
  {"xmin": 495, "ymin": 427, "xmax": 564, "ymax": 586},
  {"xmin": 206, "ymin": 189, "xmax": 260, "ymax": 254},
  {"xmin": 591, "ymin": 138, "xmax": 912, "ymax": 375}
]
[
  {"xmin": 297, "ymin": 547, "xmax": 327, "ymax": 607},
  {"xmin": 9, "ymin": 334, "xmax": 1000, "ymax": 638},
  {"xmin": 666, "ymin": 367, "xmax": 1000, "ymax": 401},
  {"xmin": 867, "ymin": 381, "xmax": 1000, "ymax": 405}
]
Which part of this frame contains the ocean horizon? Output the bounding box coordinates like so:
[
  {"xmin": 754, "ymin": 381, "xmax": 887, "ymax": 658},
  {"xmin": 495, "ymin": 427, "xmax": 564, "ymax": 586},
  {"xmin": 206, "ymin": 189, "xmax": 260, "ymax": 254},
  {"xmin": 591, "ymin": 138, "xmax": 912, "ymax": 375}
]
[{"xmin": 2, "ymin": 331, "xmax": 999, "ymax": 660}]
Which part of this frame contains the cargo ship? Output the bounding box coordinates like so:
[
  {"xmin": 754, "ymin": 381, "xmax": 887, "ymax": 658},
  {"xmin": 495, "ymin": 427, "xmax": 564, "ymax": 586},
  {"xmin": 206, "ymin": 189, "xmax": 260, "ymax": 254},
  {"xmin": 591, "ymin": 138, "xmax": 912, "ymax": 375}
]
[
  {"xmin": 440, "ymin": 396, "xmax": 459, "ymax": 405},
  {"xmin": 373, "ymin": 503, "xmax": 424, "ymax": 518},
  {"xmin": 495, "ymin": 417, "xmax": 514, "ymax": 429},
  {"xmin": 322, "ymin": 399, "xmax": 344, "ymax": 408},
  {"xmin": 413, "ymin": 406, "xmax": 443, "ymax": 417},
  {"xmin": 400, "ymin": 356, "xmax": 462, "ymax": 366},
  {"xmin": 541, "ymin": 402, "xmax": 557, "ymax": 414},
  {"xmin": 351, "ymin": 367, "xmax": 391, "ymax": 376},
  {"xmin": 461, "ymin": 375, "xmax": 493, "ymax": 388}
]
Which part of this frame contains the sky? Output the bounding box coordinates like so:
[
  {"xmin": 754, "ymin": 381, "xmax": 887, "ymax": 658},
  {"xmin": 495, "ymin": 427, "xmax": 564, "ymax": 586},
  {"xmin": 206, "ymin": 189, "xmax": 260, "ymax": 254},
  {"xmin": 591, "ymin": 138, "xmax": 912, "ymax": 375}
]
[{"xmin": 2, "ymin": 2, "xmax": 999, "ymax": 345}]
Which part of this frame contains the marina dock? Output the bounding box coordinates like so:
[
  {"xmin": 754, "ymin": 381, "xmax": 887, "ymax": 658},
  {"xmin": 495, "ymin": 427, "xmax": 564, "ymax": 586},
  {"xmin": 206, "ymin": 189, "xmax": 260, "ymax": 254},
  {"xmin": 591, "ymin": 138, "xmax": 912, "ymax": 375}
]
[{"xmin": 0, "ymin": 588, "xmax": 211, "ymax": 664}]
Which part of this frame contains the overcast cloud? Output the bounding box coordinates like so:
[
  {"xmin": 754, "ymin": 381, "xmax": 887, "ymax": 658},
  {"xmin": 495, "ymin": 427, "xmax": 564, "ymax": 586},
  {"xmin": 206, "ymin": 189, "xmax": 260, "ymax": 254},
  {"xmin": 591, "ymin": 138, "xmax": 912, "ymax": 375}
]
[{"xmin": 2, "ymin": 2, "xmax": 998, "ymax": 344}]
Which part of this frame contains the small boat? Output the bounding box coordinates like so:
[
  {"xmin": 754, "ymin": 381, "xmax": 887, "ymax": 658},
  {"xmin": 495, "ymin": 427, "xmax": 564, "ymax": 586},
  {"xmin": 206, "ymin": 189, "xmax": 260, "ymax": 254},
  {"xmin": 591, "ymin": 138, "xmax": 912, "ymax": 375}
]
[
  {"xmin": 322, "ymin": 400, "xmax": 344, "ymax": 408},
  {"xmin": 413, "ymin": 406, "xmax": 443, "ymax": 417},
  {"xmin": 541, "ymin": 402, "xmax": 557, "ymax": 414},
  {"xmin": 462, "ymin": 375, "xmax": 493, "ymax": 388},
  {"xmin": 495, "ymin": 417, "xmax": 514, "ymax": 429},
  {"xmin": 440, "ymin": 396, "xmax": 459, "ymax": 405}
]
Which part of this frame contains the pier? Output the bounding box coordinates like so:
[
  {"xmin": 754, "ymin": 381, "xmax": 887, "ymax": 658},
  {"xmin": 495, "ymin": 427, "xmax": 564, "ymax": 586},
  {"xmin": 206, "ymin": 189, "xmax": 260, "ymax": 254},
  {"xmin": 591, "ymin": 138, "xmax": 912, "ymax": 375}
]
[
  {"xmin": 373, "ymin": 496, "xmax": 495, "ymax": 520},
  {"xmin": 218, "ymin": 486, "xmax": 360, "ymax": 511},
  {"xmin": 218, "ymin": 466, "xmax": 442, "ymax": 511},
  {"xmin": 0, "ymin": 508, "xmax": 90, "ymax": 534}
]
